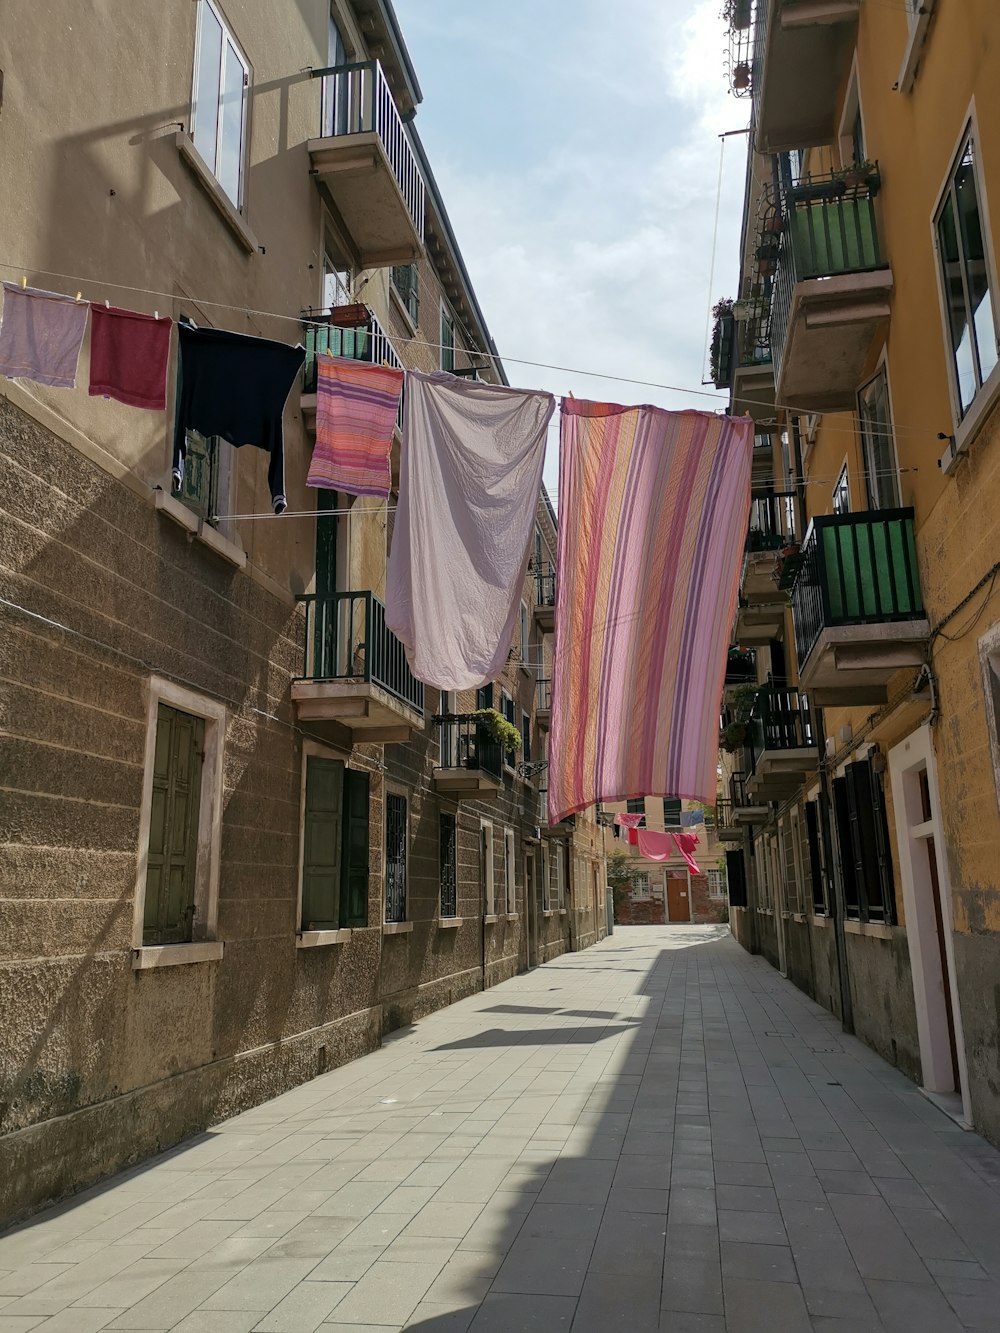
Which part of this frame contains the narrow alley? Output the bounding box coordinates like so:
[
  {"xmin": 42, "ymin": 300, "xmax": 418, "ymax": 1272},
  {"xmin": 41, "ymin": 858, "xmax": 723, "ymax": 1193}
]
[{"xmin": 3, "ymin": 927, "xmax": 999, "ymax": 1332}]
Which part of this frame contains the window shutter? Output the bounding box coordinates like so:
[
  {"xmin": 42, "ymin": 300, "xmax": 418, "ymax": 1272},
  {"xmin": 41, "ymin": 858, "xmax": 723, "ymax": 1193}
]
[
  {"xmin": 439, "ymin": 813, "xmax": 457, "ymax": 917},
  {"xmin": 804, "ymin": 800, "xmax": 825, "ymax": 912},
  {"xmin": 726, "ymin": 849, "xmax": 748, "ymax": 907},
  {"xmin": 145, "ymin": 704, "xmax": 203, "ymax": 945},
  {"xmin": 385, "ymin": 793, "xmax": 407, "ymax": 923},
  {"xmin": 302, "ymin": 756, "xmax": 344, "ymax": 930},
  {"xmin": 663, "ymin": 798, "xmax": 682, "ymax": 826},
  {"xmin": 476, "ymin": 684, "xmax": 493, "ymax": 710},
  {"xmin": 868, "ymin": 761, "xmax": 896, "ymax": 923},
  {"xmin": 832, "ymin": 775, "xmax": 861, "ymax": 918},
  {"xmin": 521, "ymin": 711, "xmax": 531, "ymax": 763},
  {"xmin": 341, "ymin": 767, "xmax": 369, "ymax": 927},
  {"xmin": 846, "ymin": 759, "xmax": 892, "ymax": 922}
]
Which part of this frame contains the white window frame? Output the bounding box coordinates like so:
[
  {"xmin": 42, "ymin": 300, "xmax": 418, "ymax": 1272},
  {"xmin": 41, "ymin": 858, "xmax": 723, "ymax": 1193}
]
[
  {"xmin": 384, "ymin": 783, "xmax": 411, "ymax": 930},
  {"xmin": 931, "ymin": 112, "xmax": 1000, "ymax": 464},
  {"xmin": 832, "ymin": 461, "xmax": 851, "ymax": 515},
  {"xmin": 481, "ymin": 819, "xmax": 495, "ymax": 917},
  {"xmin": 898, "ymin": 0, "xmax": 936, "ymax": 95},
  {"xmin": 133, "ymin": 676, "xmax": 226, "ymax": 969},
  {"xmin": 501, "ymin": 688, "xmax": 516, "ymax": 772},
  {"xmin": 706, "ymin": 868, "xmax": 727, "ymax": 899},
  {"xmin": 540, "ymin": 843, "xmax": 550, "ymax": 911},
  {"xmin": 555, "ymin": 843, "xmax": 566, "ymax": 910},
  {"xmin": 504, "ymin": 828, "xmax": 516, "ymax": 915},
  {"xmin": 191, "ymin": 0, "xmax": 250, "ymax": 209},
  {"xmin": 857, "ymin": 360, "xmax": 901, "ymax": 510},
  {"xmin": 631, "ymin": 871, "xmax": 651, "ymax": 901},
  {"xmin": 837, "ymin": 57, "xmax": 865, "ymax": 170}
]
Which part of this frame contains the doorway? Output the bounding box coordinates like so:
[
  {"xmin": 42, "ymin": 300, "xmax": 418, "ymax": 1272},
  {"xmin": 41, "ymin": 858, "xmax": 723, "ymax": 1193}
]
[
  {"xmin": 667, "ymin": 873, "xmax": 689, "ymax": 922},
  {"xmin": 888, "ymin": 727, "xmax": 970, "ymax": 1122}
]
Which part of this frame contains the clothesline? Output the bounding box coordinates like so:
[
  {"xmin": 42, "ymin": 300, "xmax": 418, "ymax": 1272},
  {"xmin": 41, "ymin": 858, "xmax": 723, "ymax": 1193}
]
[{"xmin": 0, "ymin": 261, "xmax": 949, "ymax": 437}]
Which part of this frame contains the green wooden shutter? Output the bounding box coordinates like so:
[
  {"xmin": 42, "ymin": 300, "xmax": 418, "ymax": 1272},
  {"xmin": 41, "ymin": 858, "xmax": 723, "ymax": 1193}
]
[
  {"xmin": 144, "ymin": 703, "xmax": 203, "ymax": 945},
  {"xmin": 868, "ymin": 762, "xmax": 896, "ymax": 923},
  {"xmin": 832, "ymin": 775, "xmax": 861, "ymax": 918},
  {"xmin": 846, "ymin": 759, "xmax": 894, "ymax": 923},
  {"xmin": 476, "ymin": 685, "xmax": 493, "ymax": 710},
  {"xmin": 302, "ymin": 756, "xmax": 344, "ymax": 929},
  {"xmin": 804, "ymin": 800, "xmax": 825, "ymax": 912},
  {"xmin": 663, "ymin": 798, "xmax": 682, "ymax": 827},
  {"xmin": 340, "ymin": 767, "xmax": 370, "ymax": 928}
]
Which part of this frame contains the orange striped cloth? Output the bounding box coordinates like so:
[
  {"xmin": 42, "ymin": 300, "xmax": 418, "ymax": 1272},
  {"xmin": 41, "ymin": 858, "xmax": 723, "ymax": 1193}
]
[{"xmin": 307, "ymin": 353, "xmax": 404, "ymax": 498}]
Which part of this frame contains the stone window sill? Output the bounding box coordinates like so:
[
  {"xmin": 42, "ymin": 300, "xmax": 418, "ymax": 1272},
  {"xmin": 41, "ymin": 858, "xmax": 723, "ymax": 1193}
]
[
  {"xmin": 438, "ymin": 917, "xmax": 461, "ymax": 929},
  {"xmin": 844, "ymin": 919, "xmax": 894, "ymax": 940},
  {"xmin": 542, "ymin": 909, "xmax": 555, "ymax": 918},
  {"xmin": 383, "ymin": 921, "xmax": 413, "ymax": 935},
  {"xmin": 132, "ymin": 941, "xmax": 224, "ymax": 970},
  {"xmin": 484, "ymin": 914, "xmax": 499, "ymax": 924},
  {"xmin": 175, "ymin": 132, "xmax": 259, "ymax": 255},
  {"xmin": 154, "ymin": 490, "xmax": 247, "ymax": 570},
  {"xmin": 810, "ymin": 913, "xmax": 832, "ymax": 927},
  {"xmin": 944, "ymin": 358, "xmax": 1000, "ymax": 473},
  {"xmin": 505, "ymin": 912, "xmax": 519, "ymax": 921},
  {"xmin": 558, "ymin": 908, "xmax": 568, "ymax": 916},
  {"xmin": 389, "ymin": 285, "xmax": 419, "ymax": 338},
  {"xmin": 297, "ymin": 929, "xmax": 352, "ymax": 948}
]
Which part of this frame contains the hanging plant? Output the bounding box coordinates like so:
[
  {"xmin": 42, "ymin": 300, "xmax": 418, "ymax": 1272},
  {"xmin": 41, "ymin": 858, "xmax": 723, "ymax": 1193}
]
[
  {"xmin": 709, "ymin": 298, "xmax": 736, "ymax": 388},
  {"xmin": 723, "ymin": 0, "xmax": 753, "ymax": 30},
  {"xmin": 720, "ymin": 721, "xmax": 748, "ymax": 752},
  {"xmin": 732, "ymin": 62, "xmax": 751, "ymax": 91},
  {"xmin": 474, "ymin": 709, "xmax": 522, "ymax": 752}
]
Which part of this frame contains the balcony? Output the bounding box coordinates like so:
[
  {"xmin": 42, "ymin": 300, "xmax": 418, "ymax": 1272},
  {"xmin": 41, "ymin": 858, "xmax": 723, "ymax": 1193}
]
[
  {"xmin": 791, "ymin": 508, "xmax": 929, "ymax": 706},
  {"xmin": 769, "ymin": 176, "xmax": 892, "ymax": 410},
  {"xmin": 724, "ymin": 648, "xmax": 757, "ymax": 689},
  {"xmin": 735, "ymin": 597, "xmax": 786, "ymax": 646},
  {"xmin": 542, "ymin": 812, "xmax": 576, "ymax": 839},
  {"xmin": 300, "ymin": 305, "xmax": 404, "ymax": 438},
  {"xmin": 746, "ymin": 683, "xmax": 817, "ymax": 801},
  {"xmin": 533, "ymin": 566, "xmax": 556, "ymax": 633},
  {"xmin": 308, "ymin": 60, "xmax": 425, "ymax": 267},
  {"xmin": 535, "ymin": 677, "xmax": 552, "ymax": 730},
  {"xmin": 717, "ymin": 799, "xmax": 744, "ymax": 844},
  {"xmin": 751, "ymin": 0, "xmax": 861, "ymax": 155},
  {"xmin": 742, "ymin": 491, "xmax": 797, "ymax": 604},
  {"xmin": 731, "ymin": 314, "xmax": 776, "ymax": 423},
  {"xmin": 432, "ymin": 715, "xmax": 503, "ymax": 797},
  {"xmin": 292, "ymin": 592, "xmax": 424, "ymax": 743}
]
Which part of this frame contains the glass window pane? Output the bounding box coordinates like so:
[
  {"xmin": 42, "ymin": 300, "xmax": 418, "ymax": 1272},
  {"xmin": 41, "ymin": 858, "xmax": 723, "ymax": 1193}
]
[
  {"xmin": 956, "ymin": 145, "xmax": 998, "ymax": 387},
  {"xmin": 937, "ymin": 191, "xmax": 978, "ymax": 411},
  {"xmin": 218, "ymin": 38, "xmax": 246, "ymax": 204},
  {"xmin": 193, "ymin": 4, "xmax": 223, "ymax": 170},
  {"xmin": 859, "ymin": 372, "xmax": 899, "ymax": 509}
]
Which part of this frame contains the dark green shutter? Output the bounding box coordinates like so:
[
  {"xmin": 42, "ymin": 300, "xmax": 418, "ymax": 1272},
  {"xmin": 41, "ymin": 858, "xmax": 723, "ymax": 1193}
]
[
  {"xmin": 302, "ymin": 756, "xmax": 344, "ymax": 930},
  {"xmin": 845, "ymin": 759, "xmax": 894, "ymax": 923},
  {"xmin": 832, "ymin": 776, "xmax": 861, "ymax": 918},
  {"xmin": 341, "ymin": 768, "xmax": 370, "ymax": 927},
  {"xmin": 804, "ymin": 801, "xmax": 825, "ymax": 912},
  {"xmin": 725, "ymin": 850, "xmax": 747, "ymax": 907},
  {"xmin": 144, "ymin": 704, "xmax": 203, "ymax": 945},
  {"xmin": 440, "ymin": 813, "xmax": 457, "ymax": 917},
  {"xmin": 476, "ymin": 685, "xmax": 493, "ymax": 710},
  {"xmin": 663, "ymin": 798, "xmax": 682, "ymax": 826},
  {"xmin": 868, "ymin": 762, "xmax": 896, "ymax": 923}
]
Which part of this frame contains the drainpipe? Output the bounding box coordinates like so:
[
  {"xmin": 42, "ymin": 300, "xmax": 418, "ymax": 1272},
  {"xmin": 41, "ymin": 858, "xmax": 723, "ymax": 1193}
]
[{"xmin": 816, "ymin": 707, "xmax": 854, "ymax": 1034}]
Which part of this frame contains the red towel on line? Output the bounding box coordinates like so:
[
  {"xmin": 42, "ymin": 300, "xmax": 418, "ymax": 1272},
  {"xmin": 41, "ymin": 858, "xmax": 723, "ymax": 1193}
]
[{"xmin": 89, "ymin": 304, "xmax": 172, "ymax": 410}]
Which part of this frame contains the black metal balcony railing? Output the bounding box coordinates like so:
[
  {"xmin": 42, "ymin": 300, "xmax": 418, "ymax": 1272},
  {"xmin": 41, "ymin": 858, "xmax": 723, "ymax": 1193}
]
[
  {"xmin": 434, "ymin": 714, "xmax": 503, "ymax": 780},
  {"xmin": 536, "ymin": 677, "xmax": 552, "ymax": 711},
  {"xmin": 535, "ymin": 565, "xmax": 556, "ymax": 608},
  {"xmin": 729, "ymin": 771, "xmax": 752, "ymax": 809},
  {"xmin": 747, "ymin": 683, "xmax": 814, "ymax": 773},
  {"xmin": 792, "ymin": 508, "xmax": 925, "ymax": 670},
  {"xmin": 770, "ymin": 171, "xmax": 885, "ymax": 381},
  {"xmin": 316, "ymin": 59, "xmax": 425, "ymax": 239},
  {"xmin": 746, "ymin": 491, "xmax": 797, "ymax": 552},
  {"xmin": 717, "ymin": 798, "xmax": 736, "ymax": 831},
  {"xmin": 296, "ymin": 591, "xmax": 424, "ymax": 715},
  {"xmin": 725, "ymin": 648, "xmax": 757, "ymax": 685},
  {"xmin": 301, "ymin": 306, "xmax": 404, "ymax": 430}
]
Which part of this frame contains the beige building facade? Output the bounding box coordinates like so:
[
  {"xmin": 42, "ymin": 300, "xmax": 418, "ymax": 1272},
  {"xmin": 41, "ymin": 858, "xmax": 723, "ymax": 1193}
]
[{"xmin": 0, "ymin": 0, "xmax": 603, "ymax": 1224}]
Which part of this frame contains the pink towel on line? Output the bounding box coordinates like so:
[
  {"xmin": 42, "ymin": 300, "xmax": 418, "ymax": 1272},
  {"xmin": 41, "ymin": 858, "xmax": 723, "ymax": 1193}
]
[
  {"xmin": 635, "ymin": 829, "xmax": 701, "ymax": 873},
  {"xmin": 89, "ymin": 303, "xmax": 172, "ymax": 410},
  {"xmin": 614, "ymin": 812, "xmax": 645, "ymax": 828},
  {"xmin": 307, "ymin": 354, "xmax": 404, "ymax": 498},
  {"xmin": 0, "ymin": 283, "xmax": 88, "ymax": 389}
]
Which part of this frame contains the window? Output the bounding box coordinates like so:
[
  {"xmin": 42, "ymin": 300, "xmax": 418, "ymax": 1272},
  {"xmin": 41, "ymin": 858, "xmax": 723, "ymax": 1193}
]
[
  {"xmin": 476, "ymin": 684, "xmax": 493, "ymax": 710},
  {"xmin": 631, "ymin": 872, "xmax": 651, "ymax": 901},
  {"xmin": 323, "ymin": 250, "xmax": 351, "ymax": 310},
  {"xmin": 520, "ymin": 601, "xmax": 530, "ymax": 664},
  {"xmin": 706, "ymin": 868, "xmax": 728, "ymax": 899},
  {"xmin": 504, "ymin": 828, "xmax": 516, "ymax": 914},
  {"xmin": 385, "ymin": 792, "xmax": 408, "ymax": 923},
  {"xmin": 301, "ymin": 756, "xmax": 369, "ymax": 931},
  {"xmin": 804, "ymin": 799, "xmax": 827, "ymax": 914},
  {"xmin": 481, "ymin": 820, "xmax": 495, "ymax": 915},
  {"xmin": 191, "ymin": 0, "xmax": 249, "ymax": 207},
  {"xmin": 833, "ymin": 759, "xmax": 896, "ymax": 922},
  {"xmin": 440, "ymin": 813, "xmax": 457, "ymax": 918},
  {"xmin": 935, "ymin": 136, "xmax": 998, "ymax": 418},
  {"xmin": 501, "ymin": 689, "xmax": 517, "ymax": 770},
  {"xmin": 858, "ymin": 370, "xmax": 900, "ymax": 509},
  {"xmin": 174, "ymin": 428, "xmax": 219, "ymax": 523},
  {"xmin": 554, "ymin": 843, "xmax": 567, "ymax": 909},
  {"xmin": 440, "ymin": 305, "xmax": 455, "ymax": 372},
  {"xmin": 135, "ymin": 678, "xmax": 225, "ymax": 964},
  {"xmin": 626, "ymin": 798, "xmax": 645, "ymax": 816},
  {"xmin": 521, "ymin": 710, "xmax": 531, "ymax": 765},
  {"xmin": 439, "ymin": 691, "xmax": 454, "ymax": 766},
  {"xmin": 392, "ymin": 264, "xmax": 420, "ymax": 325},
  {"xmin": 832, "ymin": 465, "xmax": 851, "ymax": 515},
  {"xmin": 663, "ymin": 798, "xmax": 682, "ymax": 827}
]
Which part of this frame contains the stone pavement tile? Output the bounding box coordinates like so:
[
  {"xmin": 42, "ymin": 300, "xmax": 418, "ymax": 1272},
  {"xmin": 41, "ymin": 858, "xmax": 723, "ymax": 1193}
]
[
  {"xmin": 406, "ymin": 1163, "xmax": 460, "ymax": 1190},
  {"xmin": 803, "ymin": 1286, "xmax": 881, "ymax": 1321},
  {"xmin": 762, "ymin": 1138, "xmax": 806, "ymax": 1153},
  {"xmin": 268, "ymin": 1216, "xmax": 360, "ymax": 1261},
  {"xmin": 433, "ymin": 1164, "xmax": 510, "ymax": 1205},
  {"xmin": 865, "ymin": 1278, "xmax": 964, "ymax": 1331},
  {"xmin": 233, "ymin": 1211, "xmax": 311, "ymax": 1240},
  {"xmin": 713, "ymin": 1161, "xmax": 772, "ymax": 1188},
  {"xmin": 0, "ymin": 1319, "xmax": 49, "ymax": 1332},
  {"xmin": 491, "ymin": 1201, "xmax": 601, "ymax": 1297},
  {"xmin": 324, "ymin": 1260, "xmax": 441, "ymax": 1325},
  {"xmin": 614, "ymin": 1157, "xmax": 671, "ymax": 1191},
  {"xmin": 172, "ymin": 1313, "xmax": 268, "ymax": 1333},
  {"xmin": 306, "ymin": 1246, "xmax": 383, "ymax": 1283},
  {"xmin": 817, "ymin": 1172, "xmax": 880, "ymax": 1197},
  {"xmin": 828, "ymin": 1195, "xmax": 933, "ymax": 1284},
  {"xmin": 455, "ymin": 1198, "xmax": 530, "ymax": 1256},
  {"xmin": 104, "ymin": 1266, "xmax": 246, "ymax": 1329},
  {"xmin": 667, "ymin": 1189, "xmax": 717, "ymax": 1227},
  {"xmin": 466, "ymin": 1292, "xmax": 575, "ymax": 1332},
  {"xmin": 875, "ymin": 1178, "xmax": 935, "ymax": 1210},
  {"xmin": 0, "ymin": 1270, "xmax": 73, "ymax": 1299},
  {"xmin": 925, "ymin": 1257, "xmax": 996, "ymax": 1294},
  {"xmin": 716, "ymin": 1184, "xmax": 779, "ymax": 1213},
  {"xmin": 712, "ymin": 1139, "xmax": 767, "ymax": 1165},
  {"xmin": 572, "ymin": 1271, "xmax": 660, "ymax": 1332},
  {"xmin": 422, "ymin": 1251, "xmax": 501, "ymax": 1305},
  {"xmin": 148, "ymin": 1219, "xmax": 244, "ymax": 1259},
  {"xmin": 404, "ymin": 1203, "xmax": 485, "ymax": 1240},
  {"xmin": 623, "ymin": 1131, "xmax": 674, "ymax": 1157},
  {"xmin": 671, "ymin": 1168, "xmax": 715, "ymax": 1190},
  {"xmin": 251, "ymin": 1280, "xmax": 352, "ymax": 1331},
  {"xmin": 589, "ymin": 1210, "xmax": 667, "ymax": 1277},
  {"xmin": 351, "ymin": 1161, "xmax": 417, "ymax": 1185},
  {"xmin": 403, "ymin": 1301, "xmax": 475, "ymax": 1331},
  {"xmin": 665, "ymin": 1224, "xmax": 719, "ymax": 1258},
  {"xmin": 537, "ymin": 1158, "xmax": 616, "ymax": 1207},
  {"xmin": 314, "ymin": 1183, "xmax": 399, "ymax": 1220},
  {"xmin": 890, "ymin": 1206, "xmax": 972, "ymax": 1261},
  {"xmin": 655, "ymin": 1314, "xmax": 725, "ymax": 1332},
  {"xmin": 73, "ymin": 1259, "xmax": 187, "ymax": 1310},
  {"xmin": 606, "ymin": 1185, "xmax": 669, "ymax": 1214},
  {"xmin": 721, "ymin": 1240, "xmax": 797, "ymax": 1283},
  {"xmin": 374, "ymin": 1188, "xmax": 439, "ymax": 1216},
  {"xmin": 943, "ymin": 1291, "xmax": 1000, "ymax": 1328},
  {"xmin": 201, "ymin": 1188, "xmax": 294, "ymax": 1222},
  {"xmin": 201, "ymin": 1256, "xmax": 320, "ymax": 1311},
  {"xmin": 722, "ymin": 1275, "xmax": 811, "ymax": 1332},
  {"xmin": 5, "ymin": 1247, "xmax": 151, "ymax": 1317},
  {"xmin": 660, "ymin": 1256, "xmax": 724, "ymax": 1316},
  {"xmin": 30, "ymin": 1311, "xmax": 126, "ymax": 1332},
  {"xmin": 718, "ymin": 1209, "xmax": 787, "ymax": 1246},
  {"xmin": 808, "ymin": 1152, "xmax": 863, "ymax": 1173},
  {"xmin": 381, "ymin": 1234, "xmax": 461, "ymax": 1266}
]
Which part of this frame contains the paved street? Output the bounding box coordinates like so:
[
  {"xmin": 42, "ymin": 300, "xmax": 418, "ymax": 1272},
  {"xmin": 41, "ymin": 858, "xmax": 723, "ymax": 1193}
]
[{"xmin": 3, "ymin": 926, "xmax": 1000, "ymax": 1332}]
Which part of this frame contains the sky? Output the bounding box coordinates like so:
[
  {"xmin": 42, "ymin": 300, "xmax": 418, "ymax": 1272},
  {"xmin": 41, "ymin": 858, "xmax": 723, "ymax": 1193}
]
[{"xmin": 393, "ymin": 0, "xmax": 750, "ymax": 502}]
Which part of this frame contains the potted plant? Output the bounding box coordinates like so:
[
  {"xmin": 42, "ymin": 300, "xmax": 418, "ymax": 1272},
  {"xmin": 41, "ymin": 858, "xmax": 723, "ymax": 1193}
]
[
  {"xmin": 723, "ymin": 0, "xmax": 753, "ymax": 31},
  {"xmin": 839, "ymin": 159, "xmax": 881, "ymax": 194},
  {"xmin": 760, "ymin": 210, "xmax": 783, "ymax": 236},
  {"xmin": 473, "ymin": 708, "xmax": 522, "ymax": 753},
  {"xmin": 720, "ymin": 721, "xmax": 748, "ymax": 752},
  {"xmin": 327, "ymin": 302, "xmax": 371, "ymax": 328},
  {"xmin": 732, "ymin": 62, "xmax": 751, "ymax": 91},
  {"xmin": 709, "ymin": 298, "xmax": 736, "ymax": 388}
]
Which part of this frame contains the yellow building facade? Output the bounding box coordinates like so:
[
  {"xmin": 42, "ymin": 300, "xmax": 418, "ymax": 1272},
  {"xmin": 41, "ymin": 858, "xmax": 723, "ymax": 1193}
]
[{"xmin": 719, "ymin": 0, "xmax": 1000, "ymax": 1142}]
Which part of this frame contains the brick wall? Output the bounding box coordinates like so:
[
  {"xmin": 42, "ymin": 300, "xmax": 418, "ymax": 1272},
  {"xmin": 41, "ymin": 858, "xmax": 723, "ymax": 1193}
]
[{"xmin": 614, "ymin": 896, "xmax": 666, "ymax": 926}]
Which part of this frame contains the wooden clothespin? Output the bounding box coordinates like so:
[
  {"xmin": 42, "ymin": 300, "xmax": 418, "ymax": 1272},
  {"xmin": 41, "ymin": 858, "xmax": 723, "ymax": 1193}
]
[
  {"xmin": 21, "ymin": 276, "xmax": 27, "ymax": 289},
  {"xmin": 104, "ymin": 299, "xmax": 110, "ymax": 309},
  {"xmin": 75, "ymin": 292, "xmax": 82, "ymax": 301}
]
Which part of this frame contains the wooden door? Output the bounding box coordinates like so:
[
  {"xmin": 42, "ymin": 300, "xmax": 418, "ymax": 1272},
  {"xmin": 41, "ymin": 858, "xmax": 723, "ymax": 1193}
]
[{"xmin": 667, "ymin": 874, "xmax": 689, "ymax": 922}]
